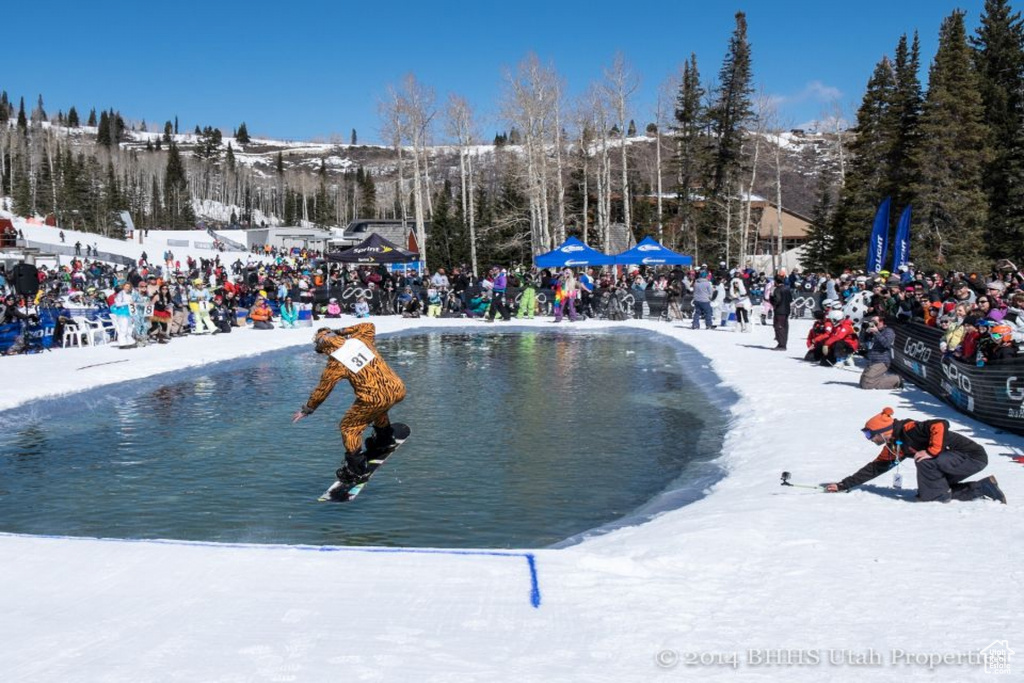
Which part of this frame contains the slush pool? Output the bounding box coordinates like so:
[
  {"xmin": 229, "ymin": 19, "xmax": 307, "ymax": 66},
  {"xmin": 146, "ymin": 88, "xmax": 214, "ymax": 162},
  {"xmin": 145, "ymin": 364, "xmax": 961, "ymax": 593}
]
[{"xmin": 0, "ymin": 330, "xmax": 726, "ymax": 548}]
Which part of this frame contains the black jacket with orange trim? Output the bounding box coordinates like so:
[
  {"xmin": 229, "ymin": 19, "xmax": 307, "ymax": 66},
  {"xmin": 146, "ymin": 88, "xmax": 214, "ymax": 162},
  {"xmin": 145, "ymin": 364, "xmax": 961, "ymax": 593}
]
[{"xmin": 836, "ymin": 419, "xmax": 986, "ymax": 491}]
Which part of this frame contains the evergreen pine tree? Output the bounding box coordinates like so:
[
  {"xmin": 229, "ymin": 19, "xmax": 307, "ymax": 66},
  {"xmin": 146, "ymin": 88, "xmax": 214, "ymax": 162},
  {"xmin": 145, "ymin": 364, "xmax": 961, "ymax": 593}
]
[
  {"xmin": 276, "ymin": 151, "xmax": 285, "ymax": 176},
  {"xmin": 17, "ymin": 97, "xmax": 27, "ymax": 132},
  {"xmin": 12, "ymin": 156, "xmax": 33, "ymax": 217},
  {"xmin": 87, "ymin": 108, "xmax": 97, "ymax": 127},
  {"xmin": 359, "ymin": 167, "xmax": 376, "ymax": 215},
  {"xmin": 164, "ymin": 142, "xmax": 195, "ymax": 229},
  {"xmin": 426, "ymin": 179, "xmax": 462, "ymax": 269},
  {"xmin": 910, "ymin": 10, "xmax": 991, "ymax": 270},
  {"xmin": 350, "ymin": 128, "xmax": 357, "ymax": 145},
  {"xmin": 672, "ymin": 52, "xmax": 713, "ymax": 256},
  {"xmin": 627, "ymin": 119, "xmax": 637, "ymax": 136},
  {"xmin": 972, "ymin": 0, "xmax": 1024, "ymax": 260},
  {"xmin": 194, "ymin": 126, "xmax": 222, "ymax": 159},
  {"xmin": 314, "ymin": 160, "xmax": 335, "ymax": 228},
  {"xmin": 150, "ymin": 175, "xmax": 162, "ymax": 227},
  {"xmin": 830, "ymin": 55, "xmax": 898, "ymax": 271},
  {"xmin": 67, "ymin": 106, "xmax": 79, "ymax": 127},
  {"xmin": 802, "ymin": 171, "xmax": 837, "ymax": 273},
  {"xmin": 886, "ymin": 33, "xmax": 923, "ymax": 213},
  {"xmin": 96, "ymin": 111, "xmax": 111, "ymax": 147},
  {"xmin": 31, "ymin": 94, "xmax": 46, "ymax": 123},
  {"xmin": 235, "ymin": 121, "xmax": 250, "ymax": 144},
  {"xmin": 709, "ymin": 11, "xmax": 755, "ymax": 196},
  {"xmin": 0, "ymin": 92, "xmax": 9, "ymax": 124},
  {"xmin": 706, "ymin": 11, "xmax": 755, "ymax": 262},
  {"xmin": 174, "ymin": 116, "xmax": 178, "ymax": 134},
  {"xmin": 225, "ymin": 142, "xmax": 235, "ymax": 171},
  {"xmin": 163, "ymin": 121, "xmax": 173, "ymax": 143}
]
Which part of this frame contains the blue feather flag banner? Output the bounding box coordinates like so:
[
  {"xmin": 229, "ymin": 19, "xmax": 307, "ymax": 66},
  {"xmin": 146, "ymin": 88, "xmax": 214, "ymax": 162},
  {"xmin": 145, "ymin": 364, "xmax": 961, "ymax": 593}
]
[
  {"xmin": 891, "ymin": 205, "xmax": 912, "ymax": 272},
  {"xmin": 866, "ymin": 197, "xmax": 891, "ymax": 274}
]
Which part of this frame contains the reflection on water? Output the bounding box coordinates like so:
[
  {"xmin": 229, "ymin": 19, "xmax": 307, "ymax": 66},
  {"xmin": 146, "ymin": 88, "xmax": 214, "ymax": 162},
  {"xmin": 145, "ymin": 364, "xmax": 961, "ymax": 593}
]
[{"xmin": 0, "ymin": 331, "xmax": 725, "ymax": 548}]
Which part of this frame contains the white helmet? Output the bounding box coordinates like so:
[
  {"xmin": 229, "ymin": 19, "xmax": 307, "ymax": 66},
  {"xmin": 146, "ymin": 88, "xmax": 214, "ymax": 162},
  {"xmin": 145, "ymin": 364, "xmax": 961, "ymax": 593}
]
[{"xmin": 828, "ymin": 309, "xmax": 845, "ymax": 323}]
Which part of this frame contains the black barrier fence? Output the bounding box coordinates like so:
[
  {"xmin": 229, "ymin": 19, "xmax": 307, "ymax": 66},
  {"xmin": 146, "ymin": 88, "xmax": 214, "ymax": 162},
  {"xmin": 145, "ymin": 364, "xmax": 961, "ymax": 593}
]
[{"xmin": 890, "ymin": 321, "xmax": 1024, "ymax": 436}]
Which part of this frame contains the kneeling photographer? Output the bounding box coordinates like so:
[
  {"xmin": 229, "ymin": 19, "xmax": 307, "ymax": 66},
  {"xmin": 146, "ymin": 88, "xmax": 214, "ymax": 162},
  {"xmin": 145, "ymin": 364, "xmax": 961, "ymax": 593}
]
[{"xmin": 859, "ymin": 315, "xmax": 902, "ymax": 390}]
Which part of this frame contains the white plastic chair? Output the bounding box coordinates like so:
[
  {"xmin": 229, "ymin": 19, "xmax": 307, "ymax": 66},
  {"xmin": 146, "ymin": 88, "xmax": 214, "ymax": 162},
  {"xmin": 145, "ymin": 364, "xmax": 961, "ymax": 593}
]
[
  {"xmin": 97, "ymin": 315, "xmax": 116, "ymax": 342},
  {"xmin": 72, "ymin": 316, "xmax": 107, "ymax": 346},
  {"xmin": 61, "ymin": 319, "xmax": 86, "ymax": 348}
]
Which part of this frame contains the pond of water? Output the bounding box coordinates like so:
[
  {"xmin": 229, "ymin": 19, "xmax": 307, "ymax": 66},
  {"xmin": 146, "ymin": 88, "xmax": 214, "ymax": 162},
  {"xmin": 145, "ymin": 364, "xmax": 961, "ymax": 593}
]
[{"xmin": 0, "ymin": 329, "xmax": 727, "ymax": 548}]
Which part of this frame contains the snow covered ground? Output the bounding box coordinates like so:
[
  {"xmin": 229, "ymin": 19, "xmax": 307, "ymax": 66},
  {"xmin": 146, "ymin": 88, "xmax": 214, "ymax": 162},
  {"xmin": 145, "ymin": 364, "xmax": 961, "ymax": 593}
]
[
  {"xmin": 1, "ymin": 215, "xmax": 1022, "ymax": 682},
  {"xmin": 1, "ymin": 313, "xmax": 1021, "ymax": 682}
]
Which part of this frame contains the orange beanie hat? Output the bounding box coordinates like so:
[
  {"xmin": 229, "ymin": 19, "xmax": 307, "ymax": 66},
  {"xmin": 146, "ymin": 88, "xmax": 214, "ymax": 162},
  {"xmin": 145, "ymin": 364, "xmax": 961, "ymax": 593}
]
[{"xmin": 863, "ymin": 407, "xmax": 895, "ymax": 435}]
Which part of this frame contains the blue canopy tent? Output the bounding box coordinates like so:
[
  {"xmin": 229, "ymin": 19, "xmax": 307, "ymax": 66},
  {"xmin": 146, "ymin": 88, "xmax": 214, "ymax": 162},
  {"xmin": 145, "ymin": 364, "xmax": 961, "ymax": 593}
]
[
  {"xmin": 612, "ymin": 236, "xmax": 693, "ymax": 266},
  {"xmin": 534, "ymin": 237, "xmax": 615, "ymax": 268}
]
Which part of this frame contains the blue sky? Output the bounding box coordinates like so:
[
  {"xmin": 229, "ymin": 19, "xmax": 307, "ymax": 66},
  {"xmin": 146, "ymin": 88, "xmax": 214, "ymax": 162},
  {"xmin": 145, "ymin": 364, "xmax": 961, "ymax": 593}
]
[{"xmin": 6, "ymin": 0, "xmax": 988, "ymax": 143}]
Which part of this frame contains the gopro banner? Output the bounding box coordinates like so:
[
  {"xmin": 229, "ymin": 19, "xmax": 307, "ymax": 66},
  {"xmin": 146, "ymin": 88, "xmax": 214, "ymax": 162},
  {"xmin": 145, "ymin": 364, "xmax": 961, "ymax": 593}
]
[{"xmin": 890, "ymin": 320, "xmax": 1024, "ymax": 436}]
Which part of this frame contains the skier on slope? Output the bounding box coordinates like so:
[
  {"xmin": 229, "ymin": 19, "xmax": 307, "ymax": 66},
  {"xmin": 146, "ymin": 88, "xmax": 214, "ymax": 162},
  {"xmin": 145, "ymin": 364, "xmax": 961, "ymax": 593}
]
[
  {"xmin": 825, "ymin": 407, "xmax": 1006, "ymax": 503},
  {"xmin": 292, "ymin": 323, "xmax": 406, "ymax": 487}
]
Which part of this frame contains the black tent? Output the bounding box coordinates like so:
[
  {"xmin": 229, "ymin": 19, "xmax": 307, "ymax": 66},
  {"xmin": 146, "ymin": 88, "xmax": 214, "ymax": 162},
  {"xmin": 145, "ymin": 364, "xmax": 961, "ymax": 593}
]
[{"xmin": 326, "ymin": 233, "xmax": 419, "ymax": 264}]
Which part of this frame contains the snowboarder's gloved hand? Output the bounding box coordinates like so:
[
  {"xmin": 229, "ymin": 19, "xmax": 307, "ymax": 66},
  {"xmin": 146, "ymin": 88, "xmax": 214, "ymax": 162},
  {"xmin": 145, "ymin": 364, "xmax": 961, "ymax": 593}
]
[{"xmin": 825, "ymin": 483, "xmax": 845, "ymax": 493}]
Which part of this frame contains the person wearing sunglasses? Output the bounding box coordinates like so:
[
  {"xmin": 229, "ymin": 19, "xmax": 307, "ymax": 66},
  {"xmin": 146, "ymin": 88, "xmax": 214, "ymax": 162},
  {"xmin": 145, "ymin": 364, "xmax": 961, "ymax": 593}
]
[
  {"xmin": 824, "ymin": 407, "xmax": 1006, "ymax": 503},
  {"xmin": 978, "ymin": 324, "xmax": 1018, "ymax": 364}
]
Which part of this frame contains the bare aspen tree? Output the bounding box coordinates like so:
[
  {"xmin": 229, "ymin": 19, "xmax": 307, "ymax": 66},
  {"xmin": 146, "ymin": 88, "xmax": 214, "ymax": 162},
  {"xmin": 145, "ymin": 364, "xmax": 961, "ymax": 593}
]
[
  {"xmin": 446, "ymin": 93, "xmax": 480, "ymax": 274},
  {"xmin": 501, "ymin": 52, "xmax": 561, "ymax": 254},
  {"xmin": 773, "ymin": 122, "xmax": 787, "ymax": 269},
  {"xmin": 827, "ymin": 98, "xmax": 847, "ymax": 186},
  {"xmin": 380, "ymin": 86, "xmax": 410, "ymax": 228},
  {"xmin": 653, "ymin": 73, "xmax": 679, "ymax": 241},
  {"xmin": 552, "ymin": 76, "xmax": 567, "ymax": 245},
  {"xmin": 571, "ymin": 100, "xmax": 593, "ymax": 243},
  {"xmin": 421, "ymin": 142, "xmax": 434, "ymax": 219},
  {"xmin": 394, "ymin": 73, "xmax": 435, "ymax": 270},
  {"xmin": 603, "ymin": 53, "xmax": 640, "ymax": 236},
  {"xmin": 741, "ymin": 90, "xmax": 774, "ymax": 266}
]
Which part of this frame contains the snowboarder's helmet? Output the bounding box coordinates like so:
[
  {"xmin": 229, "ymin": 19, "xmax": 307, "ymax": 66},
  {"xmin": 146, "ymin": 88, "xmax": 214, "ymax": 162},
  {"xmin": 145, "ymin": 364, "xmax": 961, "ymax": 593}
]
[{"xmin": 828, "ymin": 309, "xmax": 844, "ymax": 323}]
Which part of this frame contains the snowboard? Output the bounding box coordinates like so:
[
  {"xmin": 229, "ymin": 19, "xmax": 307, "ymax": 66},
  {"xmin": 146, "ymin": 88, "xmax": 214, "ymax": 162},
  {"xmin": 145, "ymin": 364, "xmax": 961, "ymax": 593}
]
[{"xmin": 318, "ymin": 423, "xmax": 411, "ymax": 502}]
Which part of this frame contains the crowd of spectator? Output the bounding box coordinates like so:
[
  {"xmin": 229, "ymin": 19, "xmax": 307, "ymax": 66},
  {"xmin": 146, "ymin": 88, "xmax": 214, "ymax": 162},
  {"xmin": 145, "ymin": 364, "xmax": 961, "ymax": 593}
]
[{"xmin": 2, "ymin": 247, "xmax": 1023, "ymax": 368}]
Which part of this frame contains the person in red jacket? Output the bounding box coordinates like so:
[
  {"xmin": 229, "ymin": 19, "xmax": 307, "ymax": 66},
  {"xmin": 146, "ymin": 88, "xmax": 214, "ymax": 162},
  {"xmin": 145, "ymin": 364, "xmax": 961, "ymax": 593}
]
[
  {"xmin": 821, "ymin": 310, "xmax": 859, "ymax": 367},
  {"xmin": 825, "ymin": 407, "xmax": 1006, "ymax": 503},
  {"xmin": 805, "ymin": 310, "xmax": 834, "ymax": 363}
]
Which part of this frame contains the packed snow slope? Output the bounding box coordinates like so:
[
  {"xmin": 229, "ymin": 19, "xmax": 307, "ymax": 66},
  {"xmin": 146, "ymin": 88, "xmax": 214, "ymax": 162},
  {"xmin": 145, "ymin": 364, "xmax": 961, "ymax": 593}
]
[{"xmin": 0, "ymin": 220, "xmax": 1022, "ymax": 681}]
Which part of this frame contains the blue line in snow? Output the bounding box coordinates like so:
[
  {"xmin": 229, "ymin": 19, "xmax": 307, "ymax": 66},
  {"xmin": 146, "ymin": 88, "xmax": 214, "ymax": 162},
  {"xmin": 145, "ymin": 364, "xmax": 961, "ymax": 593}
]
[
  {"xmin": 1, "ymin": 532, "xmax": 543, "ymax": 609},
  {"xmin": 526, "ymin": 553, "xmax": 542, "ymax": 608}
]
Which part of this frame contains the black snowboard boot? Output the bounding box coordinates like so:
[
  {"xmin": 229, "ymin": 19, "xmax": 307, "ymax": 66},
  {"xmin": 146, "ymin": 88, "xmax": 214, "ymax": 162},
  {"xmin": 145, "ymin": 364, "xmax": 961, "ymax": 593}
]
[
  {"xmin": 336, "ymin": 450, "xmax": 368, "ymax": 486},
  {"xmin": 364, "ymin": 425, "xmax": 396, "ymax": 454}
]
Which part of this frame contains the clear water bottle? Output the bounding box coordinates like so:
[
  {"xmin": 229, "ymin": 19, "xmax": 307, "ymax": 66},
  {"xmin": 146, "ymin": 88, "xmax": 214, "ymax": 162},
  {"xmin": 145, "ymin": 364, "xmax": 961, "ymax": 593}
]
[{"xmin": 893, "ymin": 470, "xmax": 903, "ymax": 489}]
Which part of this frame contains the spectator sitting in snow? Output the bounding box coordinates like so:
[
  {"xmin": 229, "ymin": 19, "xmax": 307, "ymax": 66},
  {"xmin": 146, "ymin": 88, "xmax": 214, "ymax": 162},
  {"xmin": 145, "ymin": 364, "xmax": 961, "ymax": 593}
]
[
  {"xmin": 353, "ymin": 296, "xmax": 370, "ymax": 319},
  {"xmin": 858, "ymin": 316, "xmax": 902, "ymax": 390},
  {"xmin": 325, "ymin": 298, "xmax": 342, "ymax": 319},
  {"xmin": 248, "ymin": 297, "xmax": 275, "ymax": 330},
  {"xmin": 279, "ymin": 297, "xmax": 299, "ymax": 328}
]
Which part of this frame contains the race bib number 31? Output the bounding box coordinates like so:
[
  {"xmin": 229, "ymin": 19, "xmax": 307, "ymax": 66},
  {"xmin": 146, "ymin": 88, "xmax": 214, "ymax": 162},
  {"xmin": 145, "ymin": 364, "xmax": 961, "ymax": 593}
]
[{"xmin": 331, "ymin": 338, "xmax": 376, "ymax": 373}]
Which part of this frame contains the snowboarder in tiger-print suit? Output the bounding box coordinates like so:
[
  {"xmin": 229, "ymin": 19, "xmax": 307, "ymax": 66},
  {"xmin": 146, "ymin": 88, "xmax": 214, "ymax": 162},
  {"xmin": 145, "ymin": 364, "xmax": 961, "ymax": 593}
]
[{"xmin": 292, "ymin": 323, "xmax": 406, "ymax": 485}]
